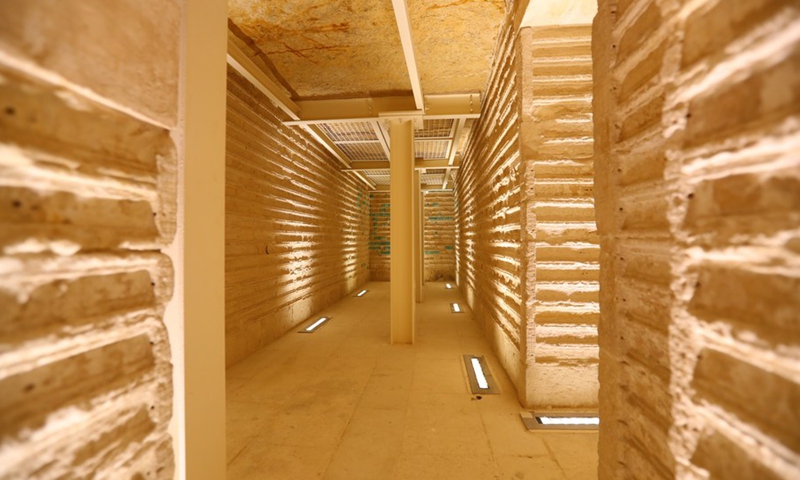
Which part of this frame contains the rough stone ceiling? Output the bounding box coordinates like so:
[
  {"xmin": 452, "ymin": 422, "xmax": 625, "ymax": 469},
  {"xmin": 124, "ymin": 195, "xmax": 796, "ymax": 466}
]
[{"xmin": 228, "ymin": 0, "xmax": 506, "ymax": 99}]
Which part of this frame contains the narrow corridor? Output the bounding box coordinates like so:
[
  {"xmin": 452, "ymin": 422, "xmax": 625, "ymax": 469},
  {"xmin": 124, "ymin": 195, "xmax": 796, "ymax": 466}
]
[{"xmin": 226, "ymin": 282, "xmax": 598, "ymax": 479}]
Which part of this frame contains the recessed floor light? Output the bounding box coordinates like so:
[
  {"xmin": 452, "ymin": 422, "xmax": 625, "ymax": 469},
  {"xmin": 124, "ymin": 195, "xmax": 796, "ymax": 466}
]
[
  {"xmin": 445, "ymin": 283, "xmax": 453, "ymax": 289},
  {"xmin": 520, "ymin": 412, "xmax": 599, "ymax": 430},
  {"xmin": 462, "ymin": 355, "xmax": 499, "ymax": 394},
  {"xmin": 450, "ymin": 302, "xmax": 462, "ymax": 313},
  {"xmin": 298, "ymin": 316, "xmax": 331, "ymax": 333},
  {"xmin": 355, "ymin": 289, "xmax": 368, "ymax": 297}
]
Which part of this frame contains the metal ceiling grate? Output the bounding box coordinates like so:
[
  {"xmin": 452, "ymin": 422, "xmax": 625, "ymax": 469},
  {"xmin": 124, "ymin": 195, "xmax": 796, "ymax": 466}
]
[
  {"xmin": 415, "ymin": 119, "xmax": 455, "ymax": 138},
  {"xmin": 415, "ymin": 140, "xmax": 451, "ymax": 160},
  {"xmin": 338, "ymin": 142, "xmax": 387, "ymax": 161},
  {"xmin": 365, "ymin": 173, "xmax": 391, "ymax": 185},
  {"xmin": 421, "ymin": 173, "xmax": 445, "ymax": 185},
  {"xmin": 425, "ymin": 168, "xmax": 447, "ymax": 175},
  {"xmin": 319, "ymin": 121, "xmax": 378, "ymax": 142}
]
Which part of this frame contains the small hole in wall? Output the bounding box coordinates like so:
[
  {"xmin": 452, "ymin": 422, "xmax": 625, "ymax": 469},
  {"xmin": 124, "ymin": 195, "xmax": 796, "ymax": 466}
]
[
  {"xmin": 686, "ymin": 112, "xmax": 692, "ymax": 119},
  {"xmin": 687, "ymin": 193, "xmax": 694, "ymax": 199},
  {"xmin": 4, "ymin": 106, "xmax": 15, "ymax": 115},
  {"xmin": 265, "ymin": 245, "xmax": 270, "ymax": 254},
  {"xmin": 150, "ymin": 341, "xmax": 154, "ymax": 345},
  {"xmin": 24, "ymin": 383, "xmax": 35, "ymax": 393},
  {"xmin": 12, "ymin": 200, "xmax": 21, "ymax": 208},
  {"xmin": 151, "ymin": 282, "xmax": 155, "ymax": 286}
]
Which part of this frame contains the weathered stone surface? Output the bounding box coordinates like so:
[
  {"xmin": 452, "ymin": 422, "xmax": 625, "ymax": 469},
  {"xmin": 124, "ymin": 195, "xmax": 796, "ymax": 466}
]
[
  {"xmin": 225, "ymin": 66, "xmax": 371, "ymax": 367},
  {"xmin": 0, "ymin": 3, "xmax": 178, "ymax": 475},
  {"xmin": 593, "ymin": 0, "xmax": 800, "ymax": 478},
  {"xmin": 423, "ymin": 192, "xmax": 455, "ymax": 281},
  {"xmin": 369, "ymin": 192, "xmax": 391, "ymax": 281},
  {"xmin": 0, "ymin": 0, "xmax": 180, "ymax": 126}
]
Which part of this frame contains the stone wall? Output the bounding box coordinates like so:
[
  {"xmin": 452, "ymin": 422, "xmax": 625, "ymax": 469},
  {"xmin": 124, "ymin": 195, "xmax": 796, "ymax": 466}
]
[
  {"xmin": 455, "ymin": 4, "xmax": 600, "ymax": 408},
  {"xmin": 455, "ymin": 16, "xmax": 527, "ymax": 398},
  {"xmin": 521, "ymin": 25, "xmax": 599, "ymax": 408},
  {"xmin": 423, "ymin": 191, "xmax": 456, "ymax": 281},
  {"xmin": 593, "ymin": 0, "xmax": 800, "ymax": 478},
  {"xmin": 226, "ymin": 66, "xmax": 371, "ymax": 366},
  {"xmin": 0, "ymin": 0, "xmax": 180, "ymax": 477},
  {"xmin": 369, "ymin": 191, "xmax": 391, "ymax": 281}
]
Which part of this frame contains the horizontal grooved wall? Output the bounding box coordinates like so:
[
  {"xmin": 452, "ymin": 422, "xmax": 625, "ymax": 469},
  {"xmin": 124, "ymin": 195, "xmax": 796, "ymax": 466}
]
[
  {"xmin": 523, "ymin": 25, "xmax": 599, "ymax": 408},
  {"xmin": 369, "ymin": 191, "xmax": 391, "ymax": 281},
  {"xmin": 455, "ymin": 14, "xmax": 527, "ymax": 397},
  {"xmin": 226, "ymin": 66, "xmax": 370, "ymax": 366},
  {"xmin": 0, "ymin": 0, "xmax": 180, "ymax": 476},
  {"xmin": 594, "ymin": 0, "xmax": 800, "ymax": 478},
  {"xmin": 423, "ymin": 192, "xmax": 455, "ymax": 281}
]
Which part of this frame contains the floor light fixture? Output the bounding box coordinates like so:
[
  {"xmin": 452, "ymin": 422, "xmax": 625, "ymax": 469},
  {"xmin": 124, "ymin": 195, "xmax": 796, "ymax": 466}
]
[
  {"xmin": 445, "ymin": 283, "xmax": 453, "ymax": 289},
  {"xmin": 462, "ymin": 355, "xmax": 499, "ymax": 394},
  {"xmin": 520, "ymin": 412, "xmax": 599, "ymax": 430},
  {"xmin": 450, "ymin": 302, "xmax": 462, "ymax": 313},
  {"xmin": 355, "ymin": 289, "xmax": 368, "ymax": 297},
  {"xmin": 299, "ymin": 316, "xmax": 331, "ymax": 333}
]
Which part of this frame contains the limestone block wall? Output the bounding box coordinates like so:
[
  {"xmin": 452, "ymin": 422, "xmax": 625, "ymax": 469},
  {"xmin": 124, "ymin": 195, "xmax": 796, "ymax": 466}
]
[
  {"xmin": 0, "ymin": 1, "xmax": 180, "ymax": 477},
  {"xmin": 593, "ymin": 0, "xmax": 800, "ymax": 478},
  {"xmin": 455, "ymin": 16, "xmax": 527, "ymax": 396},
  {"xmin": 423, "ymin": 191, "xmax": 456, "ymax": 281},
  {"xmin": 521, "ymin": 25, "xmax": 600, "ymax": 408},
  {"xmin": 369, "ymin": 191, "xmax": 391, "ymax": 281},
  {"xmin": 226, "ymin": 66, "xmax": 371, "ymax": 366}
]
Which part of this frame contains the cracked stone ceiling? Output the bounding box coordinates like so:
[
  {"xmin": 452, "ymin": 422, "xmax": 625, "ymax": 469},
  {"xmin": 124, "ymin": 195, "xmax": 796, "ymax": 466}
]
[{"xmin": 228, "ymin": 0, "xmax": 506, "ymax": 99}]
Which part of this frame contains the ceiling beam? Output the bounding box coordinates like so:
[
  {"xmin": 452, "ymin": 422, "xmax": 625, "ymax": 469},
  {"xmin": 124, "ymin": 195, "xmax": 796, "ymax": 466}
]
[
  {"xmin": 390, "ymin": 0, "xmax": 424, "ymax": 110},
  {"xmin": 227, "ymin": 39, "xmax": 300, "ymax": 121},
  {"xmin": 374, "ymin": 185, "xmax": 454, "ymax": 192},
  {"xmin": 284, "ymin": 94, "xmax": 481, "ymax": 126},
  {"xmin": 372, "ymin": 122, "xmax": 392, "ymax": 160},
  {"xmin": 342, "ymin": 158, "xmax": 461, "ymax": 171}
]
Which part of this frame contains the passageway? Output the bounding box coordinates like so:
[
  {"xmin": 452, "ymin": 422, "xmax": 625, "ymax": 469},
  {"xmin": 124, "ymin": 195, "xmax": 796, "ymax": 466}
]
[{"xmin": 226, "ymin": 282, "xmax": 597, "ymax": 479}]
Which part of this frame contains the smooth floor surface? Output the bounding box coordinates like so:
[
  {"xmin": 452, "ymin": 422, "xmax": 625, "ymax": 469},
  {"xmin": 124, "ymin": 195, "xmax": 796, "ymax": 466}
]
[{"xmin": 226, "ymin": 282, "xmax": 598, "ymax": 479}]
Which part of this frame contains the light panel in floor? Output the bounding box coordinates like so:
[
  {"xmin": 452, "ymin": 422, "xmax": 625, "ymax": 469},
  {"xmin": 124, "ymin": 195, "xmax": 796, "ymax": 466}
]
[
  {"xmin": 450, "ymin": 302, "xmax": 462, "ymax": 313},
  {"xmin": 520, "ymin": 412, "xmax": 599, "ymax": 430},
  {"xmin": 298, "ymin": 316, "xmax": 331, "ymax": 333},
  {"xmin": 462, "ymin": 355, "xmax": 499, "ymax": 394},
  {"xmin": 445, "ymin": 283, "xmax": 453, "ymax": 289},
  {"xmin": 355, "ymin": 289, "xmax": 368, "ymax": 297}
]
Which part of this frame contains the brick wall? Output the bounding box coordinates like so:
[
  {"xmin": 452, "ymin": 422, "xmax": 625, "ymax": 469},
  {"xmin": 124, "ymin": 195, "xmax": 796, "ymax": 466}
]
[
  {"xmin": 423, "ymin": 191, "xmax": 456, "ymax": 281},
  {"xmin": 0, "ymin": 1, "xmax": 180, "ymax": 477},
  {"xmin": 369, "ymin": 191, "xmax": 391, "ymax": 281},
  {"xmin": 521, "ymin": 25, "xmax": 599, "ymax": 408},
  {"xmin": 594, "ymin": 0, "xmax": 800, "ymax": 478},
  {"xmin": 226, "ymin": 66, "xmax": 370, "ymax": 366}
]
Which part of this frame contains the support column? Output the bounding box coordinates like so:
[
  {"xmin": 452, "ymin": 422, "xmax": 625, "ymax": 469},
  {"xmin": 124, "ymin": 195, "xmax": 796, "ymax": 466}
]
[
  {"xmin": 390, "ymin": 119, "xmax": 415, "ymax": 344},
  {"xmin": 183, "ymin": 0, "xmax": 228, "ymax": 478},
  {"xmin": 414, "ymin": 170, "xmax": 423, "ymax": 303}
]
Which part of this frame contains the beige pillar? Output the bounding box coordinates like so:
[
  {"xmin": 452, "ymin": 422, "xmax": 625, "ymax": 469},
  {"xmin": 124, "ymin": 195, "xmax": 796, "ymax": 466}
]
[
  {"xmin": 183, "ymin": 0, "xmax": 228, "ymax": 478},
  {"xmin": 414, "ymin": 171, "xmax": 423, "ymax": 302},
  {"xmin": 390, "ymin": 119, "xmax": 415, "ymax": 344}
]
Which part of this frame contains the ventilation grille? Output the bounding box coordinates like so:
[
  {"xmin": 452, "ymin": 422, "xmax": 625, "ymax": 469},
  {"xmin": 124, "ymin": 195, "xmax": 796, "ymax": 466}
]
[
  {"xmin": 339, "ymin": 142, "xmax": 387, "ymax": 161},
  {"xmin": 415, "ymin": 140, "xmax": 450, "ymax": 160},
  {"xmin": 415, "ymin": 119, "xmax": 454, "ymax": 138}
]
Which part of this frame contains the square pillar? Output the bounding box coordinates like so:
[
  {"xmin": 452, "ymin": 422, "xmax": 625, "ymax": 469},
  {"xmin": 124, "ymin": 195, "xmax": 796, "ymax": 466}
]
[{"xmin": 389, "ymin": 119, "xmax": 415, "ymax": 344}]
